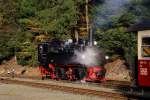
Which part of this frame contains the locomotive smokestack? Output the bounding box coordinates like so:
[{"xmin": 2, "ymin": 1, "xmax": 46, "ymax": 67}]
[
  {"xmin": 85, "ymin": 0, "xmax": 93, "ymax": 47},
  {"xmin": 88, "ymin": 28, "xmax": 93, "ymax": 47}
]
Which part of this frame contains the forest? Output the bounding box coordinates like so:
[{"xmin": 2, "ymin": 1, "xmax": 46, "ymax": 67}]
[{"xmin": 0, "ymin": 0, "xmax": 150, "ymax": 67}]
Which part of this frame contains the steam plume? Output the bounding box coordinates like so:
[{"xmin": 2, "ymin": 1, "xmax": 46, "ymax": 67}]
[
  {"xmin": 72, "ymin": 47, "xmax": 102, "ymax": 66},
  {"xmin": 94, "ymin": 0, "xmax": 130, "ymax": 28}
]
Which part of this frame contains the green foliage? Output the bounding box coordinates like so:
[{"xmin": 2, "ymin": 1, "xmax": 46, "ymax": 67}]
[
  {"xmin": 0, "ymin": 28, "xmax": 19, "ymax": 59},
  {"xmin": 0, "ymin": 0, "xmax": 84, "ymax": 66},
  {"xmin": 12, "ymin": 31, "xmax": 38, "ymax": 66},
  {"xmin": 0, "ymin": 0, "xmax": 19, "ymax": 24},
  {"xmin": 18, "ymin": 0, "xmax": 83, "ymax": 35},
  {"xmin": 16, "ymin": 41, "xmax": 38, "ymax": 66},
  {"xmin": 0, "ymin": 0, "xmax": 19, "ymax": 59},
  {"xmin": 92, "ymin": 0, "xmax": 139, "ymax": 63},
  {"xmin": 19, "ymin": 0, "xmax": 37, "ymax": 18},
  {"xmin": 128, "ymin": 0, "xmax": 150, "ymax": 20},
  {"xmin": 95, "ymin": 27, "xmax": 136, "ymax": 60}
]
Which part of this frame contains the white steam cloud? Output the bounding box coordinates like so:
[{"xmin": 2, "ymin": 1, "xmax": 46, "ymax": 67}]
[
  {"xmin": 94, "ymin": 0, "xmax": 130, "ymax": 27},
  {"xmin": 72, "ymin": 47, "xmax": 101, "ymax": 66},
  {"xmin": 102, "ymin": 0, "xmax": 130, "ymax": 15}
]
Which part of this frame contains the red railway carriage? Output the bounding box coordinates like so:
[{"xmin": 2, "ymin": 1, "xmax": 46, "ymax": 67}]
[
  {"xmin": 128, "ymin": 20, "xmax": 150, "ymax": 87},
  {"xmin": 138, "ymin": 32, "xmax": 150, "ymax": 87}
]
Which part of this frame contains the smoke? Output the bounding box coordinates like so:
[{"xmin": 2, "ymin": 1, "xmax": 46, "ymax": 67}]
[
  {"xmin": 72, "ymin": 47, "xmax": 103, "ymax": 66},
  {"xmin": 102, "ymin": 0, "xmax": 130, "ymax": 15},
  {"xmin": 93, "ymin": 0, "xmax": 130, "ymax": 28}
]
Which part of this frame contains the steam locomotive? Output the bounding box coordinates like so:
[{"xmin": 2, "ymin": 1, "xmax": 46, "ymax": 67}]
[{"xmin": 38, "ymin": 39, "xmax": 106, "ymax": 81}]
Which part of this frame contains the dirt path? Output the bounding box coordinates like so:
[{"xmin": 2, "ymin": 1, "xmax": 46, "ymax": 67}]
[{"xmin": 0, "ymin": 83, "xmax": 108, "ymax": 100}]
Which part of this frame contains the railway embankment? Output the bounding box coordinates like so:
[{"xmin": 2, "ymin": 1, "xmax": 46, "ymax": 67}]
[{"xmin": 0, "ymin": 57, "xmax": 131, "ymax": 82}]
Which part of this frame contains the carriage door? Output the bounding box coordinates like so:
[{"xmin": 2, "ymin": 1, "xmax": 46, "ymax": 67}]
[{"xmin": 138, "ymin": 31, "xmax": 150, "ymax": 87}]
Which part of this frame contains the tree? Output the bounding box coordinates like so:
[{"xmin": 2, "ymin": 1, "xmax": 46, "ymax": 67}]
[
  {"xmin": 129, "ymin": 0, "xmax": 150, "ymax": 20},
  {"xmin": 15, "ymin": 0, "xmax": 84, "ymax": 66},
  {"xmin": 0, "ymin": 0, "xmax": 86, "ymax": 66},
  {"xmin": 91, "ymin": 0, "xmax": 137, "ymax": 63},
  {"xmin": 18, "ymin": 0, "xmax": 84, "ymax": 37},
  {"xmin": 0, "ymin": 0, "xmax": 19, "ymax": 60}
]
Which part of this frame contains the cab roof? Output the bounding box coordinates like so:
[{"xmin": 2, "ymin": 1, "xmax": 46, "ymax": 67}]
[{"xmin": 127, "ymin": 20, "xmax": 150, "ymax": 32}]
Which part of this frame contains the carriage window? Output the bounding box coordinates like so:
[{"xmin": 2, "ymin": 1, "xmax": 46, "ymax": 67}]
[{"xmin": 142, "ymin": 37, "xmax": 150, "ymax": 57}]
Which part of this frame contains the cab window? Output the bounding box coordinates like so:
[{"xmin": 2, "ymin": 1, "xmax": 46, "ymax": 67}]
[{"xmin": 142, "ymin": 37, "xmax": 150, "ymax": 57}]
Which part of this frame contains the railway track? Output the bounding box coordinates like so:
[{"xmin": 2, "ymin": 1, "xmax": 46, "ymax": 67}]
[
  {"xmin": 0, "ymin": 77, "xmax": 129, "ymax": 99},
  {"xmin": 0, "ymin": 74, "xmax": 131, "ymax": 88}
]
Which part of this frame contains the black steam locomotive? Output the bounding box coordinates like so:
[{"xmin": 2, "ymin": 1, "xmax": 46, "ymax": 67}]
[{"xmin": 38, "ymin": 39, "xmax": 105, "ymax": 81}]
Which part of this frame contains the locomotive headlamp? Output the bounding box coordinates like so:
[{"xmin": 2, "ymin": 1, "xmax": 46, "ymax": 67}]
[
  {"xmin": 81, "ymin": 54, "xmax": 86, "ymax": 59},
  {"xmin": 50, "ymin": 59, "xmax": 54, "ymax": 62},
  {"xmin": 68, "ymin": 39, "xmax": 73, "ymax": 43},
  {"xmin": 105, "ymin": 55, "xmax": 109, "ymax": 60},
  {"xmin": 94, "ymin": 41, "xmax": 98, "ymax": 45}
]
